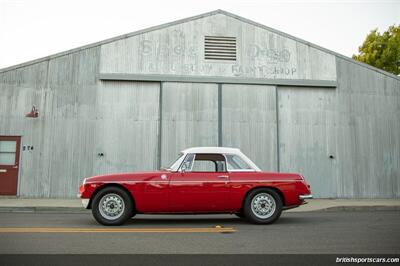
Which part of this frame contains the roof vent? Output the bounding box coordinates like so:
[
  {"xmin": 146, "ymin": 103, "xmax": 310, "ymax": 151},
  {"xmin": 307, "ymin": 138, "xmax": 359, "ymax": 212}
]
[{"xmin": 204, "ymin": 36, "xmax": 236, "ymax": 61}]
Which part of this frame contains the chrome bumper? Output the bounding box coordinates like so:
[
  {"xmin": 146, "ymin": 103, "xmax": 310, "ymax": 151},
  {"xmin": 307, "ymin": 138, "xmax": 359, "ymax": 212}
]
[
  {"xmin": 299, "ymin": 194, "xmax": 313, "ymax": 200},
  {"xmin": 81, "ymin": 199, "xmax": 90, "ymax": 209}
]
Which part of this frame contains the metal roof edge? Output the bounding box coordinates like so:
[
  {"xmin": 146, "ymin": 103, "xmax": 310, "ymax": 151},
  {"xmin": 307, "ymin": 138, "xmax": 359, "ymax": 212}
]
[
  {"xmin": 217, "ymin": 9, "xmax": 400, "ymax": 81},
  {"xmin": 1, "ymin": 8, "xmax": 399, "ymax": 81}
]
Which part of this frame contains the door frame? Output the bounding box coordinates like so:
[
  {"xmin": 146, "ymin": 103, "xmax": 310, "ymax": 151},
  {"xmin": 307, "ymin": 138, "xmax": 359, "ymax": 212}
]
[{"xmin": 0, "ymin": 135, "xmax": 22, "ymax": 196}]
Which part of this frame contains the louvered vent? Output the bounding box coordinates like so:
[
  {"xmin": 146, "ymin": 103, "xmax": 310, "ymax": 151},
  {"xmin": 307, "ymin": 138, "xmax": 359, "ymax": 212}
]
[{"xmin": 204, "ymin": 36, "xmax": 237, "ymax": 61}]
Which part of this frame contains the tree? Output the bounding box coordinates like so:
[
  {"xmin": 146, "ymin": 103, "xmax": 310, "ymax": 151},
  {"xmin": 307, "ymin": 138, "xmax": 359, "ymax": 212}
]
[{"xmin": 352, "ymin": 25, "xmax": 400, "ymax": 75}]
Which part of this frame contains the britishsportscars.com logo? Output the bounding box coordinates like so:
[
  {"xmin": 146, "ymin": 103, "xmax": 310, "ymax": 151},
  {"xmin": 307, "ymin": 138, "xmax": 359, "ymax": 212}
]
[{"xmin": 336, "ymin": 257, "xmax": 399, "ymax": 263}]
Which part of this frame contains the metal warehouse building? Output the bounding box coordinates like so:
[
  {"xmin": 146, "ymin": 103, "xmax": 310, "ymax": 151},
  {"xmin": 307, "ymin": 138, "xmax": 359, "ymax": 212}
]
[{"xmin": 0, "ymin": 10, "xmax": 399, "ymax": 198}]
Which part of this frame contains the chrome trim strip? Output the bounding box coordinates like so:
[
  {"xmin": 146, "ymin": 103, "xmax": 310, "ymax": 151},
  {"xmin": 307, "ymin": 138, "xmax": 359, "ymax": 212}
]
[{"xmin": 228, "ymin": 169, "xmax": 256, "ymax": 172}]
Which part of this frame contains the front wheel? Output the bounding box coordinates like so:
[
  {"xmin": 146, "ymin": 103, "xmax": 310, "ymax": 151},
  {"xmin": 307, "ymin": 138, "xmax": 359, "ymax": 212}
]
[
  {"xmin": 243, "ymin": 188, "xmax": 283, "ymax": 224},
  {"xmin": 91, "ymin": 186, "xmax": 134, "ymax": 226}
]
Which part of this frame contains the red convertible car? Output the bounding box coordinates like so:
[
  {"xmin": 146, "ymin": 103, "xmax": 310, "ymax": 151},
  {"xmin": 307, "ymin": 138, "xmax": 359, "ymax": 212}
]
[{"xmin": 79, "ymin": 147, "xmax": 312, "ymax": 225}]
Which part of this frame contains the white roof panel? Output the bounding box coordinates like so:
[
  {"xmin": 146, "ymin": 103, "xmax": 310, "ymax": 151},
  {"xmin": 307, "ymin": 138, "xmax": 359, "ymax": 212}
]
[
  {"xmin": 180, "ymin": 146, "xmax": 261, "ymax": 171},
  {"xmin": 182, "ymin": 146, "xmax": 241, "ymax": 154}
]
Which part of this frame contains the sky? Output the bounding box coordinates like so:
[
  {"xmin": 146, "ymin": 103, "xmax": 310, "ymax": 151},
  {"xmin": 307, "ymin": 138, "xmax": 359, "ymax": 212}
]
[{"xmin": 0, "ymin": 0, "xmax": 399, "ymax": 69}]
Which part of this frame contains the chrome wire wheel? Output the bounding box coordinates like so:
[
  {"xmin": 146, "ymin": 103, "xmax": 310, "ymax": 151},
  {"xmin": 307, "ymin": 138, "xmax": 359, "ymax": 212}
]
[
  {"xmin": 98, "ymin": 193, "xmax": 125, "ymax": 220},
  {"xmin": 251, "ymin": 193, "xmax": 276, "ymax": 219}
]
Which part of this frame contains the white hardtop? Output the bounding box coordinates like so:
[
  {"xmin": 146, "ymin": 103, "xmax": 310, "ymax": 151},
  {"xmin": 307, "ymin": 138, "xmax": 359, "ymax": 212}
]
[
  {"xmin": 182, "ymin": 146, "xmax": 241, "ymax": 155},
  {"xmin": 178, "ymin": 146, "xmax": 261, "ymax": 172}
]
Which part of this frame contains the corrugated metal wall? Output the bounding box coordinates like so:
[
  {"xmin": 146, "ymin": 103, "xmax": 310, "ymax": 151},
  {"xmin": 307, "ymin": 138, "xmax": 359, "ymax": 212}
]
[
  {"xmin": 276, "ymin": 60, "xmax": 400, "ymax": 198},
  {"xmin": 0, "ymin": 61, "xmax": 50, "ymax": 197},
  {"xmin": 1, "ymin": 60, "xmax": 399, "ymax": 198},
  {"xmin": 0, "ymin": 63, "xmax": 400, "ymax": 198},
  {"xmin": 94, "ymin": 81, "xmax": 160, "ymax": 174},
  {"xmin": 0, "ymin": 11, "xmax": 399, "ymax": 198},
  {"xmin": 161, "ymin": 82, "xmax": 218, "ymax": 167},
  {"xmin": 335, "ymin": 58, "xmax": 400, "ymax": 198},
  {"xmin": 222, "ymin": 84, "xmax": 278, "ymax": 171},
  {"xmin": 278, "ymin": 87, "xmax": 338, "ymax": 197},
  {"xmin": 0, "ymin": 47, "xmax": 100, "ymax": 197}
]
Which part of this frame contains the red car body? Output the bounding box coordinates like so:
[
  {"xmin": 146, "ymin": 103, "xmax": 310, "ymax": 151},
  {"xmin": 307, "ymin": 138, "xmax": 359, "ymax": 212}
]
[
  {"xmin": 79, "ymin": 168, "xmax": 311, "ymax": 213},
  {"xmin": 79, "ymin": 147, "xmax": 312, "ymax": 225}
]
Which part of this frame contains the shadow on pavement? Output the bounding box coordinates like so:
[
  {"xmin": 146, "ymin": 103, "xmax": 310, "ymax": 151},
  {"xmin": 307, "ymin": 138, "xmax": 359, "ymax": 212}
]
[
  {"xmin": 127, "ymin": 215, "xmax": 246, "ymax": 225},
  {"xmin": 124, "ymin": 213, "xmax": 318, "ymax": 226}
]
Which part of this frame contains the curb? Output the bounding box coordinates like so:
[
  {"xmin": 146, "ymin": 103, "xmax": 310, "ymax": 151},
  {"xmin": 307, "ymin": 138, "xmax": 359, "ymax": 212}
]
[
  {"xmin": 0, "ymin": 205, "xmax": 399, "ymax": 214},
  {"xmin": 0, "ymin": 207, "xmax": 87, "ymax": 214},
  {"xmin": 321, "ymin": 205, "xmax": 400, "ymax": 212}
]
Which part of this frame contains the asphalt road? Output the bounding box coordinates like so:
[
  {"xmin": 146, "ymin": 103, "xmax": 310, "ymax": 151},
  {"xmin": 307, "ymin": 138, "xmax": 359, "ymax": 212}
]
[{"xmin": 0, "ymin": 210, "xmax": 399, "ymax": 254}]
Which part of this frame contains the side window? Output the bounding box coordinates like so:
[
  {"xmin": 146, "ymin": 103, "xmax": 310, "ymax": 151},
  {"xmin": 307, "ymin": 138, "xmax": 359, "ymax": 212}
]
[
  {"xmin": 191, "ymin": 154, "xmax": 227, "ymax": 172},
  {"xmin": 226, "ymin": 154, "xmax": 252, "ymax": 171},
  {"xmin": 192, "ymin": 160, "xmax": 216, "ymax": 172}
]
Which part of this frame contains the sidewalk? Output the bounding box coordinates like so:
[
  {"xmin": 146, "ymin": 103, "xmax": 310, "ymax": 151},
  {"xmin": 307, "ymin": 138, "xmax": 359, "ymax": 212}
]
[
  {"xmin": 0, "ymin": 198, "xmax": 84, "ymax": 213},
  {"xmin": 287, "ymin": 199, "xmax": 400, "ymax": 212},
  {"xmin": 0, "ymin": 197, "xmax": 399, "ymax": 213}
]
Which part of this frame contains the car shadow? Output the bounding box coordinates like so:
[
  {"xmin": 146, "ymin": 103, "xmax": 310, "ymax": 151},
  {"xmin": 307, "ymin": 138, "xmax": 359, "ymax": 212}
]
[
  {"xmin": 127, "ymin": 215, "xmax": 248, "ymax": 225},
  {"xmin": 123, "ymin": 213, "xmax": 319, "ymax": 226}
]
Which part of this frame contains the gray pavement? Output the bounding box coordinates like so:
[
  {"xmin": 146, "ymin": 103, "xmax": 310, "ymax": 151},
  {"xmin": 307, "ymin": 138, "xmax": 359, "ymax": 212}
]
[{"xmin": 0, "ymin": 211, "xmax": 399, "ymax": 254}]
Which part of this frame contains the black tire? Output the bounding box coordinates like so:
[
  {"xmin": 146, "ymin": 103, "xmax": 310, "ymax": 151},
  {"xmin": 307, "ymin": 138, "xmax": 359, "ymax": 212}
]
[
  {"xmin": 243, "ymin": 188, "xmax": 283, "ymax": 224},
  {"xmin": 91, "ymin": 186, "xmax": 134, "ymax": 226},
  {"xmin": 234, "ymin": 212, "xmax": 245, "ymax": 218}
]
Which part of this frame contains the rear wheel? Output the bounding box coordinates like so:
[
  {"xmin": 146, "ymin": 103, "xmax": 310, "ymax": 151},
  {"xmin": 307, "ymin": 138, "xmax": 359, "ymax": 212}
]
[
  {"xmin": 91, "ymin": 186, "xmax": 134, "ymax": 226},
  {"xmin": 243, "ymin": 188, "xmax": 282, "ymax": 224}
]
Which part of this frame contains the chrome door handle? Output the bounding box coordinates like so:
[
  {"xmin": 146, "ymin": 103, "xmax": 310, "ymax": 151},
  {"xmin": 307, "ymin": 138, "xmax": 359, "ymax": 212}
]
[
  {"xmin": 217, "ymin": 175, "xmax": 229, "ymax": 179},
  {"xmin": 0, "ymin": 169, "xmax": 6, "ymax": 173}
]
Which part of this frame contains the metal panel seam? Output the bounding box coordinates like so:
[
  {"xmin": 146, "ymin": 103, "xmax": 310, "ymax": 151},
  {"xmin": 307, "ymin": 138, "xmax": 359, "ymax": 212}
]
[
  {"xmin": 275, "ymin": 86, "xmax": 280, "ymax": 172},
  {"xmin": 157, "ymin": 82, "xmax": 163, "ymax": 169},
  {"xmin": 218, "ymin": 83, "xmax": 222, "ymax": 147}
]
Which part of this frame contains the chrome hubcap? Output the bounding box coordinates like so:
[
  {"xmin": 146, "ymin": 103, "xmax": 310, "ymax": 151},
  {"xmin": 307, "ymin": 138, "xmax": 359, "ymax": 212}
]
[
  {"xmin": 251, "ymin": 193, "xmax": 276, "ymax": 219},
  {"xmin": 99, "ymin": 193, "xmax": 125, "ymax": 220}
]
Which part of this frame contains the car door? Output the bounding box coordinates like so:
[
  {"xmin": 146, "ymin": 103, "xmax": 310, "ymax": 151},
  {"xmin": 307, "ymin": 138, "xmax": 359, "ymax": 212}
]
[
  {"xmin": 169, "ymin": 153, "xmax": 233, "ymax": 212},
  {"xmin": 0, "ymin": 136, "xmax": 21, "ymax": 195}
]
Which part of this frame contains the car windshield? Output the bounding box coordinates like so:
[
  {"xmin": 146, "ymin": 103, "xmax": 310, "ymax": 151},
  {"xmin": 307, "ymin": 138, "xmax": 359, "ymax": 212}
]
[{"xmin": 163, "ymin": 153, "xmax": 184, "ymax": 170}]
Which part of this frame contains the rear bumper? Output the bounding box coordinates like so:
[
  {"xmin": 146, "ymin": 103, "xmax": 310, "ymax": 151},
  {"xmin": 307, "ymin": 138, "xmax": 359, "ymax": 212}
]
[{"xmin": 299, "ymin": 194, "xmax": 313, "ymax": 200}]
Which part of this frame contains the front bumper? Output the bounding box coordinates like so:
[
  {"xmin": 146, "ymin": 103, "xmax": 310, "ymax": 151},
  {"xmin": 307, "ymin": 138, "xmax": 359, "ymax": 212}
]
[
  {"xmin": 81, "ymin": 199, "xmax": 90, "ymax": 209},
  {"xmin": 299, "ymin": 194, "xmax": 313, "ymax": 200}
]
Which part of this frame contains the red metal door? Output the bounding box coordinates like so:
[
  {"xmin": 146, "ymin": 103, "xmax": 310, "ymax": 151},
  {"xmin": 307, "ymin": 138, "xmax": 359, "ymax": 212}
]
[
  {"xmin": 0, "ymin": 136, "xmax": 21, "ymax": 195},
  {"xmin": 169, "ymin": 172, "xmax": 232, "ymax": 212}
]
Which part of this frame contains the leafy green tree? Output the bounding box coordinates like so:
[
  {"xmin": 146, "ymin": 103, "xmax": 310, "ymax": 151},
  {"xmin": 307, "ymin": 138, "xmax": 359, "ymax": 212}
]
[{"xmin": 352, "ymin": 25, "xmax": 400, "ymax": 75}]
